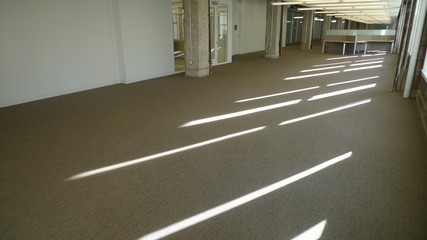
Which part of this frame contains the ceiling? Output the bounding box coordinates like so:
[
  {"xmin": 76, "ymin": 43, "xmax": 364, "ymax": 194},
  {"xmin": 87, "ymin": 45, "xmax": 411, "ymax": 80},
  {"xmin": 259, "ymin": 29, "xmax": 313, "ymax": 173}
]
[{"xmin": 274, "ymin": 0, "xmax": 403, "ymax": 24}]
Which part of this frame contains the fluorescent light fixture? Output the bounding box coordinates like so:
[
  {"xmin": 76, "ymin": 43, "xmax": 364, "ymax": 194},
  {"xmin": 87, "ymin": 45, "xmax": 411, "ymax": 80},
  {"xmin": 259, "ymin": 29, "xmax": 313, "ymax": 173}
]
[
  {"xmin": 343, "ymin": 0, "xmax": 382, "ymax": 2},
  {"xmin": 343, "ymin": 13, "xmax": 389, "ymax": 16},
  {"xmin": 138, "ymin": 152, "xmax": 353, "ymax": 240},
  {"xmin": 298, "ymin": 7, "xmax": 323, "ymax": 10},
  {"xmin": 308, "ymin": 83, "xmax": 376, "ymax": 101},
  {"xmin": 66, "ymin": 126, "xmax": 266, "ymax": 180},
  {"xmin": 335, "ymin": 11, "xmax": 361, "ymax": 13},
  {"xmin": 322, "ymin": 7, "xmax": 354, "ymax": 9},
  {"xmin": 354, "ymin": 5, "xmax": 384, "ymax": 9},
  {"xmin": 314, "ymin": 11, "xmax": 337, "ymax": 14},
  {"xmin": 305, "ymin": 0, "xmax": 339, "ymax": 2},
  {"xmin": 284, "ymin": 71, "xmax": 340, "ymax": 80},
  {"xmin": 236, "ymin": 86, "xmax": 320, "ymax": 103},
  {"xmin": 272, "ymin": 2, "xmax": 303, "ymax": 5},
  {"xmin": 181, "ymin": 99, "xmax": 301, "ymax": 127},
  {"xmin": 279, "ymin": 99, "xmax": 371, "ymax": 125},
  {"xmin": 312, "ymin": 2, "xmax": 385, "ymax": 7},
  {"xmin": 327, "ymin": 76, "xmax": 379, "ymax": 86}
]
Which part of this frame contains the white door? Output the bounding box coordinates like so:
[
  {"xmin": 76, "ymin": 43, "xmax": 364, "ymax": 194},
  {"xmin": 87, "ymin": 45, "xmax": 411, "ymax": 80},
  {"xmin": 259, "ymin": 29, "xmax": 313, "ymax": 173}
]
[{"xmin": 210, "ymin": 0, "xmax": 232, "ymax": 65}]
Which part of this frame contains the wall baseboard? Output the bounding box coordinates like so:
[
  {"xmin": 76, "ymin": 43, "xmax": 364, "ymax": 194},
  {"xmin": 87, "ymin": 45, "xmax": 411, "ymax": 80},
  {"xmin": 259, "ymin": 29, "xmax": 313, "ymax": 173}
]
[
  {"xmin": 124, "ymin": 71, "xmax": 177, "ymax": 84},
  {"xmin": 0, "ymin": 81, "xmax": 118, "ymax": 108}
]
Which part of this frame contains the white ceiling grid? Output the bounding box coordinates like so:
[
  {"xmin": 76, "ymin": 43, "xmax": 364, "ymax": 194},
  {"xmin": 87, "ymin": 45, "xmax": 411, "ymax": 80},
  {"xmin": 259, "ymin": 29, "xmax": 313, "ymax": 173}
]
[{"xmin": 275, "ymin": 0, "xmax": 403, "ymax": 24}]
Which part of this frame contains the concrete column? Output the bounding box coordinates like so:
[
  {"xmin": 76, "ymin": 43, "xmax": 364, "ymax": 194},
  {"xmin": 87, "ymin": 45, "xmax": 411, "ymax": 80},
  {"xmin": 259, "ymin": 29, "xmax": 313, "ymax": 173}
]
[
  {"xmin": 183, "ymin": 0, "xmax": 209, "ymax": 77},
  {"xmin": 301, "ymin": 10, "xmax": 314, "ymax": 50},
  {"xmin": 281, "ymin": 6, "xmax": 289, "ymax": 47},
  {"xmin": 347, "ymin": 20, "xmax": 352, "ymax": 29},
  {"xmin": 265, "ymin": 0, "xmax": 282, "ymax": 58},
  {"xmin": 337, "ymin": 18, "xmax": 344, "ymax": 30},
  {"xmin": 321, "ymin": 15, "xmax": 332, "ymax": 41}
]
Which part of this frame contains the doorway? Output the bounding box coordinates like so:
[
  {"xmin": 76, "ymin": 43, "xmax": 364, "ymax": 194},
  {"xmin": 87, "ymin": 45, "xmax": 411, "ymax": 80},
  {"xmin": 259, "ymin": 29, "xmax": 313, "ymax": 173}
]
[
  {"xmin": 210, "ymin": 0, "xmax": 232, "ymax": 65},
  {"xmin": 172, "ymin": 0, "xmax": 185, "ymax": 72}
]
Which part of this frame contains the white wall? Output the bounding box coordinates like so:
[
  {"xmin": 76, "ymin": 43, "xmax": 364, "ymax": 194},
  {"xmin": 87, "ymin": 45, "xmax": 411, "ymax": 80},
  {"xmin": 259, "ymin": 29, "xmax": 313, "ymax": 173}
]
[
  {"xmin": 0, "ymin": 0, "xmax": 175, "ymax": 107},
  {"xmin": 117, "ymin": 0, "xmax": 174, "ymax": 83},
  {"xmin": 232, "ymin": 0, "xmax": 266, "ymax": 55},
  {"xmin": 0, "ymin": 0, "xmax": 119, "ymax": 107}
]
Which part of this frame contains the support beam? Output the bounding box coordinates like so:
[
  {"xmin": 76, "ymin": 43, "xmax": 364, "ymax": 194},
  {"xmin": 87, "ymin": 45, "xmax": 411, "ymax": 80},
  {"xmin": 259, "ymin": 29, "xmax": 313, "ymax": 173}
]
[
  {"xmin": 337, "ymin": 18, "xmax": 344, "ymax": 30},
  {"xmin": 281, "ymin": 6, "xmax": 289, "ymax": 48},
  {"xmin": 351, "ymin": 21, "xmax": 358, "ymax": 29},
  {"xmin": 347, "ymin": 20, "xmax": 352, "ymax": 29},
  {"xmin": 404, "ymin": 0, "xmax": 427, "ymax": 98},
  {"xmin": 265, "ymin": 0, "xmax": 282, "ymax": 59},
  {"xmin": 183, "ymin": 0, "xmax": 209, "ymax": 77},
  {"xmin": 301, "ymin": 10, "xmax": 314, "ymax": 50},
  {"xmin": 321, "ymin": 16, "xmax": 332, "ymax": 41}
]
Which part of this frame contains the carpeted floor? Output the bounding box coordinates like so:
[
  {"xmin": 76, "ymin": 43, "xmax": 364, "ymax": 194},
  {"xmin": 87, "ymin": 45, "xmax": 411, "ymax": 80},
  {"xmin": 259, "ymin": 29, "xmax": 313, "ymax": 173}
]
[{"xmin": 1, "ymin": 44, "xmax": 426, "ymax": 240}]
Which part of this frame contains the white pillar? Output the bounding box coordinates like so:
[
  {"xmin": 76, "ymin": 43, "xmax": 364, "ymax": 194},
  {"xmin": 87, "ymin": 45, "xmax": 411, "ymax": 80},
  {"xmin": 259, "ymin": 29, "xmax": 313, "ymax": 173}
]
[
  {"xmin": 265, "ymin": 0, "xmax": 282, "ymax": 58},
  {"xmin": 281, "ymin": 6, "xmax": 289, "ymax": 47},
  {"xmin": 337, "ymin": 18, "xmax": 344, "ymax": 30},
  {"xmin": 301, "ymin": 10, "xmax": 314, "ymax": 50},
  {"xmin": 321, "ymin": 16, "xmax": 332, "ymax": 41},
  {"xmin": 403, "ymin": 0, "xmax": 427, "ymax": 98},
  {"xmin": 183, "ymin": 0, "xmax": 210, "ymax": 77}
]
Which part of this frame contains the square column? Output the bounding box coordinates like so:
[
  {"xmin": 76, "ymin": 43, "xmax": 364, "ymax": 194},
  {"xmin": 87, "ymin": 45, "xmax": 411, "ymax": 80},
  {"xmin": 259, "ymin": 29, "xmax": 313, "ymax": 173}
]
[
  {"xmin": 301, "ymin": 10, "xmax": 314, "ymax": 50},
  {"xmin": 321, "ymin": 16, "xmax": 332, "ymax": 41},
  {"xmin": 281, "ymin": 6, "xmax": 289, "ymax": 48},
  {"xmin": 265, "ymin": 0, "xmax": 282, "ymax": 59},
  {"xmin": 337, "ymin": 18, "xmax": 345, "ymax": 30},
  {"xmin": 183, "ymin": 0, "xmax": 210, "ymax": 77},
  {"xmin": 347, "ymin": 20, "xmax": 352, "ymax": 29}
]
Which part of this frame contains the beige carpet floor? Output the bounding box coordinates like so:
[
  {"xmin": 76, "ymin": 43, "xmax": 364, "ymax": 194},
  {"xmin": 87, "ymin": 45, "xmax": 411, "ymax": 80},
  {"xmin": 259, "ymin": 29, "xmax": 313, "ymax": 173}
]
[{"xmin": 1, "ymin": 44, "xmax": 426, "ymax": 240}]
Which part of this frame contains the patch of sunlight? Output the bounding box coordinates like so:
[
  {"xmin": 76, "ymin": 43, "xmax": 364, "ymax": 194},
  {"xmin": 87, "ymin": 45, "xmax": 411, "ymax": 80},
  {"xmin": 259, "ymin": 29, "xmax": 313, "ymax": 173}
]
[
  {"xmin": 327, "ymin": 76, "xmax": 379, "ymax": 87},
  {"xmin": 137, "ymin": 152, "xmax": 353, "ymax": 240},
  {"xmin": 354, "ymin": 57, "xmax": 384, "ymax": 62},
  {"xmin": 291, "ymin": 220, "xmax": 327, "ymax": 240},
  {"xmin": 284, "ymin": 71, "xmax": 340, "ymax": 80},
  {"xmin": 343, "ymin": 65, "xmax": 382, "ymax": 72},
  {"xmin": 326, "ymin": 56, "xmax": 359, "ymax": 60},
  {"xmin": 313, "ymin": 61, "xmax": 352, "ymax": 67},
  {"xmin": 361, "ymin": 54, "xmax": 375, "ymax": 57},
  {"xmin": 350, "ymin": 60, "xmax": 383, "ymax": 67},
  {"xmin": 236, "ymin": 86, "xmax": 320, "ymax": 103},
  {"xmin": 279, "ymin": 99, "xmax": 371, "ymax": 125},
  {"xmin": 308, "ymin": 84, "xmax": 376, "ymax": 101},
  {"xmin": 181, "ymin": 100, "xmax": 301, "ymax": 127},
  {"xmin": 66, "ymin": 126, "xmax": 266, "ymax": 181},
  {"xmin": 300, "ymin": 65, "xmax": 346, "ymax": 73}
]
